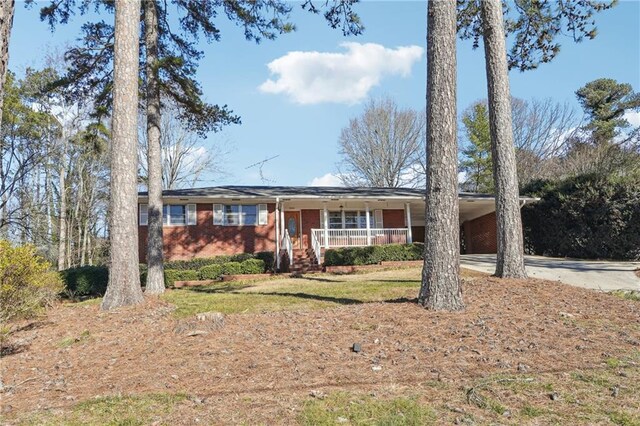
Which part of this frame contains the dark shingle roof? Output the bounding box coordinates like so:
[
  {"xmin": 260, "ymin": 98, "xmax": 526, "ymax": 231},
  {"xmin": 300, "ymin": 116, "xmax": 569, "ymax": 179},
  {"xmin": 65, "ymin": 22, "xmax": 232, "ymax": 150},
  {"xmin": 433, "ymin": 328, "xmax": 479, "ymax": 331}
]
[{"xmin": 138, "ymin": 185, "xmax": 498, "ymax": 199}]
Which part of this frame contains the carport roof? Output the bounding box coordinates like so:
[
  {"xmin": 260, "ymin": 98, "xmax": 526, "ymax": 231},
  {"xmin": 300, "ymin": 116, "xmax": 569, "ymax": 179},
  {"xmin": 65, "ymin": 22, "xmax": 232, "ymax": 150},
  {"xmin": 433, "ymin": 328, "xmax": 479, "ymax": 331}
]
[{"xmin": 138, "ymin": 185, "xmax": 517, "ymax": 200}]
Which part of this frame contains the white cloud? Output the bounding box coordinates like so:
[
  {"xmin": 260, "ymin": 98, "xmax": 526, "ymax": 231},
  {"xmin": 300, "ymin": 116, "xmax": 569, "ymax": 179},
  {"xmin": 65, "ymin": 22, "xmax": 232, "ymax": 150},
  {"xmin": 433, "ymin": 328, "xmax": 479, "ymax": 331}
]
[
  {"xmin": 259, "ymin": 42, "xmax": 424, "ymax": 105},
  {"xmin": 624, "ymin": 111, "xmax": 640, "ymax": 127},
  {"xmin": 308, "ymin": 173, "xmax": 344, "ymax": 187}
]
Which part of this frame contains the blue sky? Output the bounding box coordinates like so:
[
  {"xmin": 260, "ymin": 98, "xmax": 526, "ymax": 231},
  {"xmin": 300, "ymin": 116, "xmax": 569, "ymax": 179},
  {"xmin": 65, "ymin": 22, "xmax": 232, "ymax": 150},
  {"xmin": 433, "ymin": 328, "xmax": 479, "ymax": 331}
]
[{"xmin": 9, "ymin": 0, "xmax": 640, "ymax": 187}]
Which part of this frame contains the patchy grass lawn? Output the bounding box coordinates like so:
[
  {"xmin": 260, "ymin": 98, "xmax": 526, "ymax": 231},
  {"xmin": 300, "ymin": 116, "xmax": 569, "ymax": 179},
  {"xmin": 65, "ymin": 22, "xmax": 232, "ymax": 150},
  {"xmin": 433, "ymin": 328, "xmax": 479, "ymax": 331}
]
[
  {"xmin": 2, "ymin": 267, "xmax": 639, "ymax": 425},
  {"xmin": 162, "ymin": 268, "xmax": 485, "ymax": 317},
  {"xmin": 20, "ymin": 393, "xmax": 188, "ymax": 426},
  {"xmin": 161, "ymin": 268, "xmax": 434, "ymax": 317}
]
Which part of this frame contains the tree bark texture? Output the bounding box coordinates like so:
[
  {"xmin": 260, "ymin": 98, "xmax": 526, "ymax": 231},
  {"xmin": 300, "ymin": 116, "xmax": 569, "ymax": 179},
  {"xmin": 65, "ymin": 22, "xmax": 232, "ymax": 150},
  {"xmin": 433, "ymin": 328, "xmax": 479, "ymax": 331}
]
[
  {"xmin": 419, "ymin": 0, "xmax": 464, "ymax": 311},
  {"xmin": 101, "ymin": 0, "xmax": 145, "ymax": 310},
  {"xmin": 144, "ymin": 0, "xmax": 165, "ymax": 294},
  {"xmin": 57, "ymin": 161, "xmax": 67, "ymax": 271},
  {"xmin": 481, "ymin": 0, "xmax": 527, "ymax": 278},
  {"xmin": 0, "ymin": 0, "xmax": 15, "ymax": 131}
]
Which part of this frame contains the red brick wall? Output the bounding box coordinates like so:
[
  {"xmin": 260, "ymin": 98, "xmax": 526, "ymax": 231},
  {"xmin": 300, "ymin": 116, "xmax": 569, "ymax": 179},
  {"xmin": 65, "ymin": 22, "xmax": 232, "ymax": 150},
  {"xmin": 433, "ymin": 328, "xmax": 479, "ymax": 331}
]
[
  {"xmin": 138, "ymin": 203, "xmax": 276, "ymax": 262},
  {"xmin": 301, "ymin": 209, "xmax": 321, "ymax": 250},
  {"xmin": 382, "ymin": 209, "xmax": 405, "ymax": 228},
  {"xmin": 462, "ymin": 212, "xmax": 497, "ymax": 254}
]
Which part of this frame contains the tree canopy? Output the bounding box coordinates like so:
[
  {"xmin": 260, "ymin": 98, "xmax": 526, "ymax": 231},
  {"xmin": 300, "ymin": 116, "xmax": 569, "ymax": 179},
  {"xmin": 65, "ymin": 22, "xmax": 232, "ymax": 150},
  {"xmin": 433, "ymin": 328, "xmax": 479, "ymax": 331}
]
[
  {"xmin": 576, "ymin": 78, "xmax": 640, "ymax": 143},
  {"xmin": 457, "ymin": 0, "xmax": 617, "ymax": 71}
]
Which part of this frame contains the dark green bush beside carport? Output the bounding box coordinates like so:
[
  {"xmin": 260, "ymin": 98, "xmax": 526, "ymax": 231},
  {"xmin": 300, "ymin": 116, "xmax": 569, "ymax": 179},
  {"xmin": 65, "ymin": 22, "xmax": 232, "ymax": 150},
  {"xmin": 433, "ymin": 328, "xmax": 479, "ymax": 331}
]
[
  {"xmin": 521, "ymin": 174, "xmax": 640, "ymax": 260},
  {"xmin": 323, "ymin": 243, "xmax": 424, "ymax": 266}
]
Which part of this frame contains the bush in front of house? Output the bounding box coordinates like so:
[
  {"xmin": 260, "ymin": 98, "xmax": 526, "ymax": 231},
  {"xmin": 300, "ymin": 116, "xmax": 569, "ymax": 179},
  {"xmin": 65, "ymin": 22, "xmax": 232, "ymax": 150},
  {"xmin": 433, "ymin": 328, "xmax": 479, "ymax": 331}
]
[
  {"xmin": 198, "ymin": 259, "xmax": 266, "ymax": 280},
  {"xmin": 521, "ymin": 174, "xmax": 640, "ymax": 260},
  {"xmin": 61, "ymin": 264, "xmax": 150, "ymax": 297},
  {"xmin": 0, "ymin": 240, "xmax": 64, "ymax": 323},
  {"xmin": 221, "ymin": 261, "xmax": 243, "ymax": 276},
  {"xmin": 254, "ymin": 251, "xmax": 275, "ymax": 272},
  {"xmin": 164, "ymin": 253, "xmax": 265, "ymax": 271},
  {"xmin": 60, "ymin": 265, "xmax": 109, "ymax": 297},
  {"xmin": 240, "ymin": 259, "xmax": 266, "ymax": 274},
  {"xmin": 164, "ymin": 269, "xmax": 199, "ymax": 287},
  {"xmin": 323, "ymin": 243, "xmax": 425, "ymax": 266},
  {"xmin": 198, "ymin": 264, "xmax": 224, "ymax": 280}
]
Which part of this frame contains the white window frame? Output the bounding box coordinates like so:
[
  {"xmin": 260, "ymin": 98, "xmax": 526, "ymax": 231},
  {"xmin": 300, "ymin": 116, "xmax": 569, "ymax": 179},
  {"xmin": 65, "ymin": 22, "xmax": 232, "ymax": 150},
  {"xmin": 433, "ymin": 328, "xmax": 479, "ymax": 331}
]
[
  {"xmin": 258, "ymin": 204, "xmax": 268, "ymax": 225},
  {"xmin": 374, "ymin": 209, "xmax": 384, "ymax": 229},
  {"xmin": 213, "ymin": 203, "xmax": 268, "ymax": 226},
  {"xmin": 323, "ymin": 210, "xmax": 377, "ymax": 229},
  {"xmin": 162, "ymin": 204, "xmax": 196, "ymax": 227},
  {"xmin": 187, "ymin": 204, "xmax": 197, "ymax": 225},
  {"xmin": 139, "ymin": 204, "xmax": 148, "ymax": 226}
]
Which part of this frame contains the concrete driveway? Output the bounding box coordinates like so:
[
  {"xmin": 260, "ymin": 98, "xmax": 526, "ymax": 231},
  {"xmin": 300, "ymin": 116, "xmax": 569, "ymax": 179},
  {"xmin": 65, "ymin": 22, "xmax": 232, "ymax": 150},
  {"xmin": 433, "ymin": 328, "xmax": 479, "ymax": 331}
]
[{"xmin": 460, "ymin": 254, "xmax": 640, "ymax": 292}]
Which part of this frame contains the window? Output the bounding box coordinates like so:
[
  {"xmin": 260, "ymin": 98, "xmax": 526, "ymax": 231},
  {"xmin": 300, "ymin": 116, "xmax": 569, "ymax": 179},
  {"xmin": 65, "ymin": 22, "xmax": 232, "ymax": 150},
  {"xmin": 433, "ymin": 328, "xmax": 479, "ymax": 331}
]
[
  {"xmin": 224, "ymin": 205, "xmax": 240, "ymax": 225},
  {"xmin": 374, "ymin": 209, "xmax": 384, "ymax": 229},
  {"xmin": 160, "ymin": 204, "xmax": 196, "ymax": 226},
  {"xmin": 241, "ymin": 205, "xmax": 257, "ymax": 226},
  {"xmin": 213, "ymin": 204, "xmax": 268, "ymax": 226},
  {"xmin": 324, "ymin": 210, "xmax": 378, "ymax": 229},
  {"xmin": 139, "ymin": 204, "xmax": 148, "ymax": 225},
  {"xmin": 358, "ymin": 213, "xmax": 375, "ymax": 229},
  {"xmin": 344, "ymin": 211, "xmax": 359, "ymax": 229},
  {"xmin": 328, "ymin": 212, "xmax": 342, "ymax": 229}
]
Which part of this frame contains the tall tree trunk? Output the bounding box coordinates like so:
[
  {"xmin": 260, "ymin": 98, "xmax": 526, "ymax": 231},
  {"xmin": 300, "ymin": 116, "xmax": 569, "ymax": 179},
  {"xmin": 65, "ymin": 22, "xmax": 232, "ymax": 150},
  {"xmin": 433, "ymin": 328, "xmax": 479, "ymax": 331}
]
[
  {"xmin": 57, "ymin": 143, "xmax": 67, "ymax": 270},
  {"xmin": 419, "ymin": 0, "xmax": 464, "ymax": 311},
  {"xmin": 144, "ymin": 0, "xmax": 165, "ymax": 294},
  {"xmin": 101, "ymin": 0, "xmax": 145, "ymax": 310},
  {"xmin": 0, "ymin": 0, "xmax": 14, "ymax": 131},
  {"xmin": 481, "ymin": 0, "xmax": 527, "ymax": 278}
]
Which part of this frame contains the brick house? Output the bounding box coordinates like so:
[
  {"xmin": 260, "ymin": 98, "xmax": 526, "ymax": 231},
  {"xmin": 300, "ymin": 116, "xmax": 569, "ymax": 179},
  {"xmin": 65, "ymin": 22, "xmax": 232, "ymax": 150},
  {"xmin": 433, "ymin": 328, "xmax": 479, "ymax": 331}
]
[{"xmin": 137, "ymin": 186, "xmax": 535, "ymax": 270}]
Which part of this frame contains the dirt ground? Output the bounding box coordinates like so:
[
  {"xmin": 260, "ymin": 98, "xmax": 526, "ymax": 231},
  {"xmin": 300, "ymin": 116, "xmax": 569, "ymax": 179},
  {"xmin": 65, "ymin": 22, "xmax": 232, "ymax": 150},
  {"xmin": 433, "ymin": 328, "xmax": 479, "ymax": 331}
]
[{"xmin": 1, "ymin": 273, "xmax": 639, "ymax": 424}]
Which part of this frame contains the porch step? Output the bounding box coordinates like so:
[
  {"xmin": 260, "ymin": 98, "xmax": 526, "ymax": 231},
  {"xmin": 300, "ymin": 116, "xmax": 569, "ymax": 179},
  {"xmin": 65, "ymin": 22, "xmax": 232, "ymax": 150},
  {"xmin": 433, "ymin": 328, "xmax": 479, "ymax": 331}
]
[{"xmin": 290, "ymin": 265, "xmax": 323, "ymax": 273}]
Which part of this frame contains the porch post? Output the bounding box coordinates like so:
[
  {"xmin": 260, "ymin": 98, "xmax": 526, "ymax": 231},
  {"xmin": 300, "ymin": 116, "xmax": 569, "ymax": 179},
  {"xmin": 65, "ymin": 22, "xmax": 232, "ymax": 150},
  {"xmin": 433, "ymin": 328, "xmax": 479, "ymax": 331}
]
[
  {"xmin": 275, "ymin": 198, "xmax": 280, "ymax": 269},
  {"xmin": 365, "ymin": 202, "xmax": 371, "ymax": 246},
  {"xmin": 405, "ymin": 202, "xmax": 413, "ymax": 244},
  {"xmin": 280, "ymin": 206, "xmax": 285, "ymax": 241},
  {"xmin": 323, "ymin": 203, "xmax": 329, "ymax": 249}
]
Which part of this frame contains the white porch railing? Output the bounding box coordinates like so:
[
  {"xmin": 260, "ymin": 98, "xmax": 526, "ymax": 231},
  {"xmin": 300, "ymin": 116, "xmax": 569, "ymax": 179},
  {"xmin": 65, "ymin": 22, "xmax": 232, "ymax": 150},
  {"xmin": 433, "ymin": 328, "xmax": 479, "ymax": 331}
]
[
  {"xmin": 311, "ymin": 228, "xmax": 409, "ymax": 248},
  {"xmin": 311, "ymin": 228, "xmax": 322, "ymax": 265},
  {"xmin": 281, "ymin": 229, "xmax": 293, "ymax": 266}
]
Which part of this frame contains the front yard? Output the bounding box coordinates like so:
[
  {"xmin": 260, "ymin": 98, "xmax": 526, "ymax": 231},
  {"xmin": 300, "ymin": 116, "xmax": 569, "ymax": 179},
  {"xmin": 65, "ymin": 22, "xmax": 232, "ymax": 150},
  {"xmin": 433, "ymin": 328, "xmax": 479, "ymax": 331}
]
[{"xmin": 2, "ymin": 268, "xmax": 639, "ymax": 425}]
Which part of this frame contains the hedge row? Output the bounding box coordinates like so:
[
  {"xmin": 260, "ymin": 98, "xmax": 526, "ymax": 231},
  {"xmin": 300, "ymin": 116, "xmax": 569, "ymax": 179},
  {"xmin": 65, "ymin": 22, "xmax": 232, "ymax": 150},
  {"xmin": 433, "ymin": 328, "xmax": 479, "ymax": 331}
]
[
  {"xmin": 323, "ymin": 243, "xmax": 424, "ymax": 266},
  {"xmin": 162, "ymin": 259, "xmax": 267, "ymax": 286},
  {"xmin": 164, "ymin": 251, "xmax": 274, "ymax": 272},
  {"xmin": 61, "ymin": 258, "xmax": 268, "ymax": 296},
  {"xmin": 521, "ymin": 174, "xmax": 640, "ymax": 260}
]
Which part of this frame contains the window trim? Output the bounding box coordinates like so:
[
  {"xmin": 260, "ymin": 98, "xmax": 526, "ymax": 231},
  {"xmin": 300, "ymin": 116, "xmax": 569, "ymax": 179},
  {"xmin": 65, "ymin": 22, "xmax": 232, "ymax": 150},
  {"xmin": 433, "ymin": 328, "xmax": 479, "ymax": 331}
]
[
  {"xmin": 139, "ymin": 204, "xmax": 148, "ymax": 226},
  {"xmin": 213, "ymin": 203, "xmax": 269, "ymax": 226},
  {"xmin": 161, "ymin": 203, "xmax": 196, "ymax": 227},
  {"xmin": 322, "ymin": 210, "xmax": 377, "ymax": 229}
]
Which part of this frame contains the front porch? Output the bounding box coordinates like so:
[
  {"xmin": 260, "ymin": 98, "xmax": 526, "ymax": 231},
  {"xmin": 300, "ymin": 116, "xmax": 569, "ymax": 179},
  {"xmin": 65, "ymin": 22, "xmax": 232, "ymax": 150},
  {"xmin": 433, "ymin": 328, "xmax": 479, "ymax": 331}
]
[{"xmin": 275, "ymin": 199, "xmax": 417, "ymax": 270}]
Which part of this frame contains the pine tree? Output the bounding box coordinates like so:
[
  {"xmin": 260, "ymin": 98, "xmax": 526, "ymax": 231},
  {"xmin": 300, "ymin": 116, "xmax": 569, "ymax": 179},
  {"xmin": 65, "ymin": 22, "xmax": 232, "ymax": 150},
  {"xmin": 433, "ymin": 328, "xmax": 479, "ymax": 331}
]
[
  {"xmin": 460, "ymin": 102, "xmax": 493, "ymax": 193},
  {"xmin": 481, "ymin": 0, "xmax": 527, "ymax": 278},
  {"xmin": 0, "ymin": 0, "xmax": 15, "ymax": 131},
  {"xmin": 101, "ymin": 0, "xmax": 145, "ymax": 310},
  {"xmin": 419, "ymin": 0, "xmax": 464, "ymax": 311}
]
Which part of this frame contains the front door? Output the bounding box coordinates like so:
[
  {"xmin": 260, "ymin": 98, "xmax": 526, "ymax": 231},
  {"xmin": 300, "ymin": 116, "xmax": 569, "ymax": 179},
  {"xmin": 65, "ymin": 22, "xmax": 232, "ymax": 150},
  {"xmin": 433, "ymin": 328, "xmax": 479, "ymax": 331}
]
[{"xmin": 284, "ymin": 211, "xmax": 301, "ymax": 249}]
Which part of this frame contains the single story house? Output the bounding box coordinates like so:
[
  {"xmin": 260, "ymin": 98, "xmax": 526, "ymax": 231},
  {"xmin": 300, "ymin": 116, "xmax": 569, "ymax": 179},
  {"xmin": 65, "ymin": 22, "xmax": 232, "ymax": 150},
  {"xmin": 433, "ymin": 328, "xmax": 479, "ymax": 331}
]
[{"xmin": 137, "ymin": 186, "xmax": 536, "ymax": 270}]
